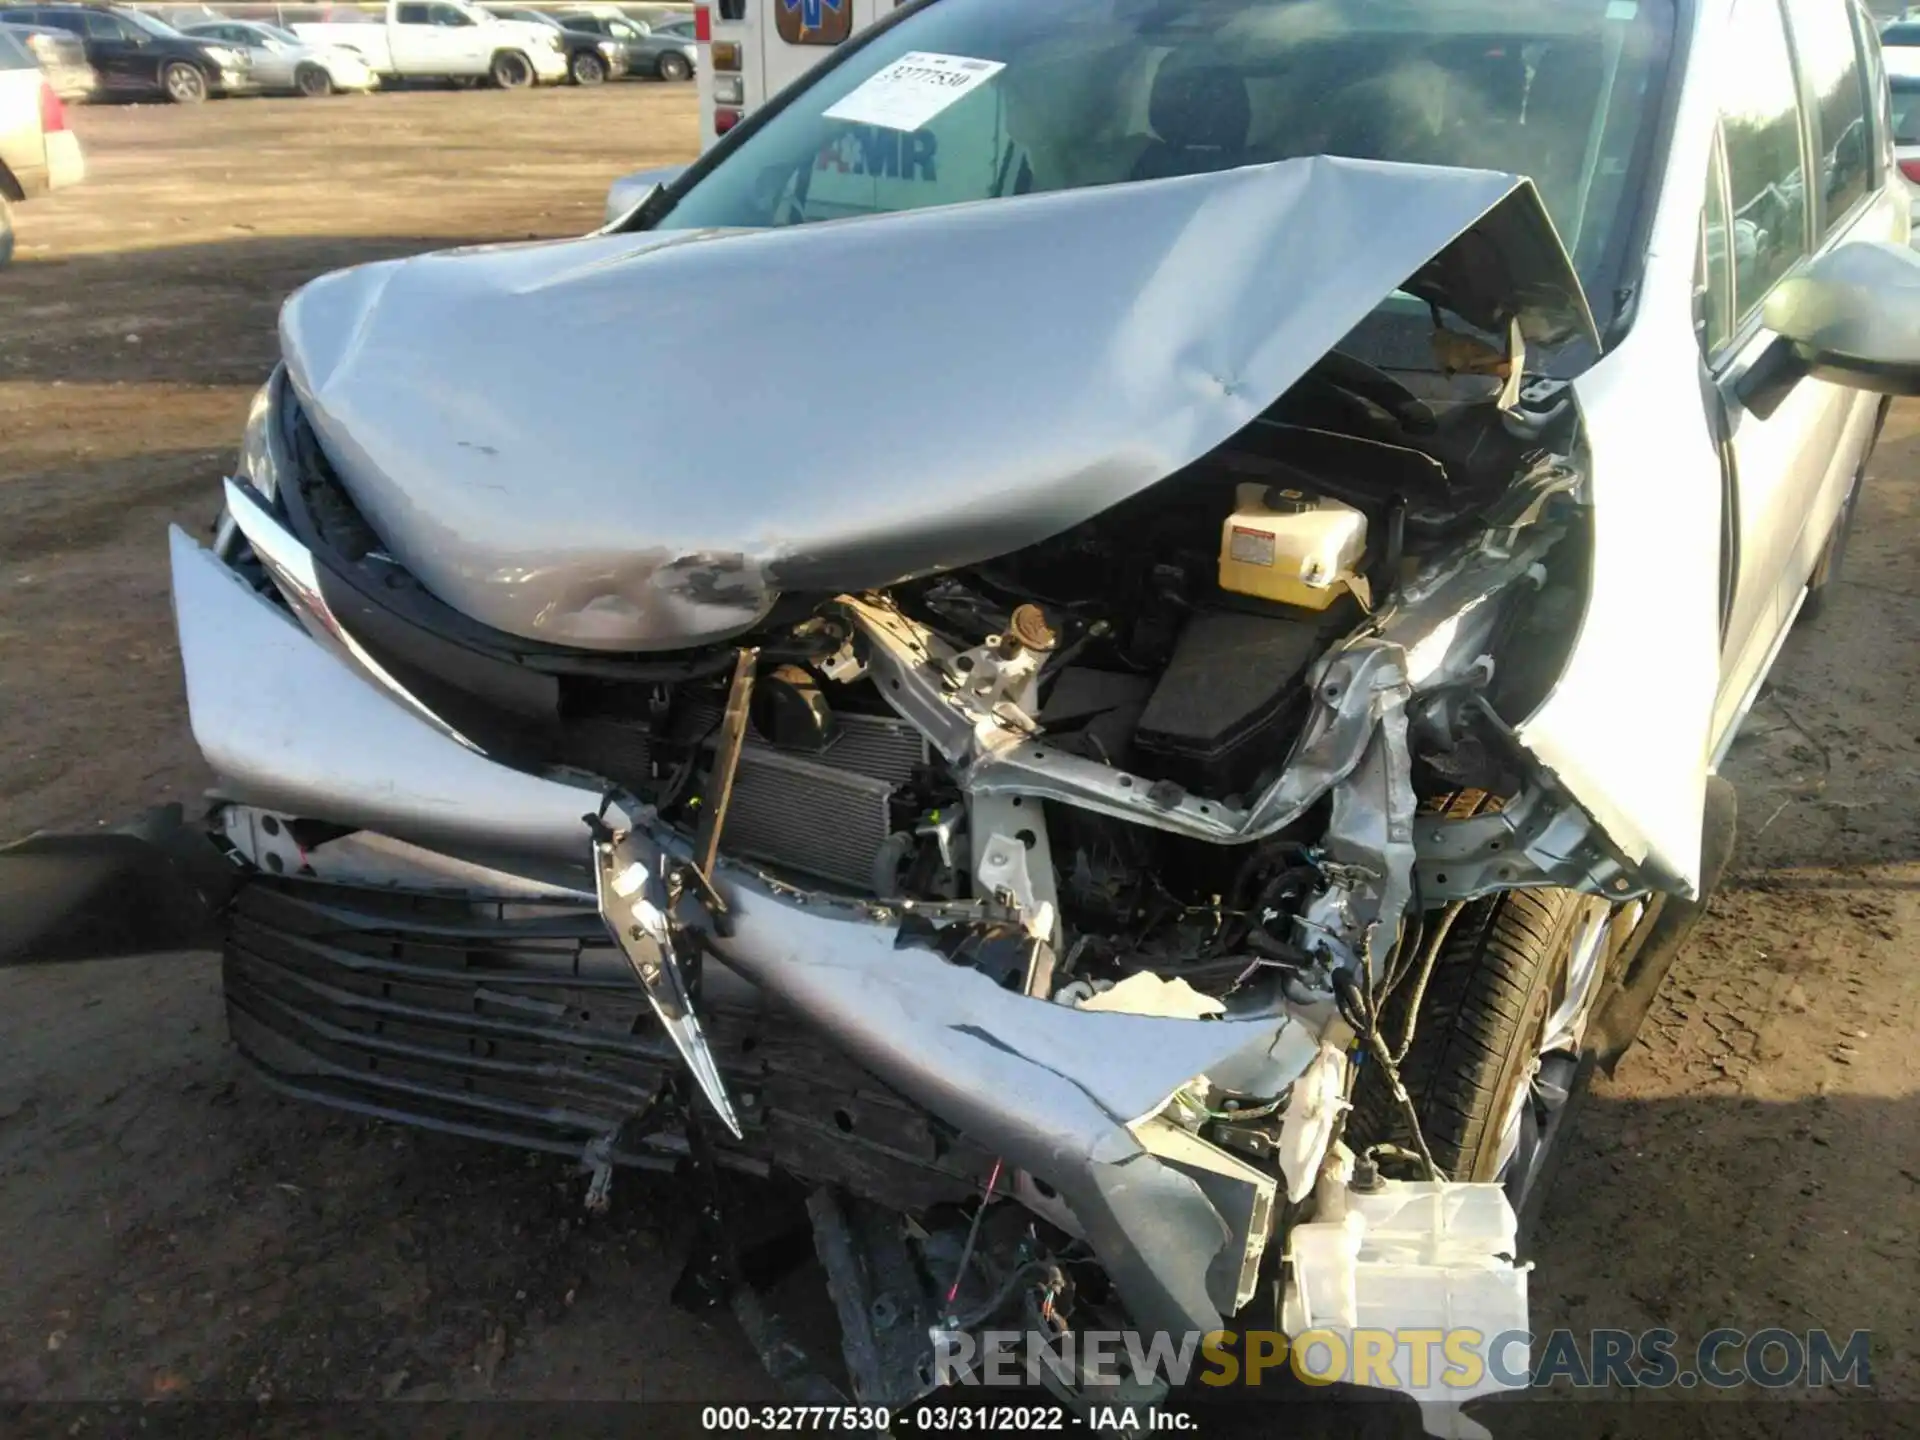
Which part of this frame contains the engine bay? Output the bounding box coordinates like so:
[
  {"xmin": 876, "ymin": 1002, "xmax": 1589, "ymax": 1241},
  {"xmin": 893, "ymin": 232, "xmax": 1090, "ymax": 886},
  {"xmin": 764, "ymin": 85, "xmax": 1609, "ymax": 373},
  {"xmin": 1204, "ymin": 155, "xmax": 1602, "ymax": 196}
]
[{"xmin": 534, "ymin": 352, "xmax": 1593, "ymax": 1017}]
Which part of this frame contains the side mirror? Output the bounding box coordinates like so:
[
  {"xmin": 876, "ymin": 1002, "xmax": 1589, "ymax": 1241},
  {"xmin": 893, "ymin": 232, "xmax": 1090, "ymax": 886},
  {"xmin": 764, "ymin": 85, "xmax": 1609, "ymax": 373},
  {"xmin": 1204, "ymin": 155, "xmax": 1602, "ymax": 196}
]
[
  {"xmin": 1764, "ymin": 239, "xmax": 1920, "ymax": 396},
  {"xmin": 601, "ymin": 163, "xmax": 689, "ymax": 229}
]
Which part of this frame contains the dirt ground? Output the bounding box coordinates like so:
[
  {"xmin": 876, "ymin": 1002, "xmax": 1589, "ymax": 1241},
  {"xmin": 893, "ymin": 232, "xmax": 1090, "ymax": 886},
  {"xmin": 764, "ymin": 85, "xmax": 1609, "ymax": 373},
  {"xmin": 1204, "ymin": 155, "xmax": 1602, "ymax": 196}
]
[{"xmin": 1, "ymin": 88, "xmax": 1917, "ymax": 1430}]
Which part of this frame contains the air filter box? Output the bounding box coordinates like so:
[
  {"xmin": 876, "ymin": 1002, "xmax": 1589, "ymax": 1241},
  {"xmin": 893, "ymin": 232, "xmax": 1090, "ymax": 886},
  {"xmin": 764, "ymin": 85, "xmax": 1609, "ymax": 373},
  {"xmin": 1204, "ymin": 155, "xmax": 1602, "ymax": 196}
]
[{"xmin": 1132, "ymin": 606, "xmax": 1339, "ymax": 797}]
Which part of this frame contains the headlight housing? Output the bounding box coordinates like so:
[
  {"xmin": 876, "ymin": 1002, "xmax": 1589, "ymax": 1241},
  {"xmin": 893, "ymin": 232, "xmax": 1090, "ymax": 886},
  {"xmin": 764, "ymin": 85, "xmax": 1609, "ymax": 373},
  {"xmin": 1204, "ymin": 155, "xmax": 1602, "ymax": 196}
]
[
  {"xmin": 598, "ymin": 39, "xmax": 617, "ymax": 54},
  {"xmin": 237, "ymin": 374, "xmax": 284, "ymax": 501}
]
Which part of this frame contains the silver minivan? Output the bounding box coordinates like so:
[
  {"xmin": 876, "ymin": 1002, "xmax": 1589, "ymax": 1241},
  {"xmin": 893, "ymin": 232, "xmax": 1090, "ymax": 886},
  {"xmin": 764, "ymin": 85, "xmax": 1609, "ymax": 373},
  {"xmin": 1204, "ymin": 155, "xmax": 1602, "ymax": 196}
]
[{"xmin": 5, "ymin": 0, "xmax": 1917, "ymax": 1418}]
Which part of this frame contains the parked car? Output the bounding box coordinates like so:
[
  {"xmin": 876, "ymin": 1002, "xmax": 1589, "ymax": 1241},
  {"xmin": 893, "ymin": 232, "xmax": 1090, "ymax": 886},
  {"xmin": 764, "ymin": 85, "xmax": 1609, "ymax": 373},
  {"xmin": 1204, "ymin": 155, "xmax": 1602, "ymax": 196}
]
[
  {"xmin": 1889, "ymin": 48, "xmax": 1920, "ymax": 245},
  {"xmin": 559, "ymin": 8, "xmax": 686, "ymax": 78},
  {"xmin": 0, "ymin": 19, "xmax": 97, "ymax": 99},
  {"xmin": 482, "ymin": 4, "xmax": 625, "ymax": 85},
  {"xmin": 7, "ymin": 0, "xmax": 1919, "ymax": 1422},
  {"xmin": 179, "ymin": 18, "xmax": 376, "ymax": 96},
  {"xmin": 292, "ymin": 0, "xmax": 566, "ymax": 90},
  {"xmin": 4, "ymin": 4, "xmax": 250, "ymax": 102},
  {"xmin": 0, "ymin": 22, "xmax": 81, "ymax": 265}
]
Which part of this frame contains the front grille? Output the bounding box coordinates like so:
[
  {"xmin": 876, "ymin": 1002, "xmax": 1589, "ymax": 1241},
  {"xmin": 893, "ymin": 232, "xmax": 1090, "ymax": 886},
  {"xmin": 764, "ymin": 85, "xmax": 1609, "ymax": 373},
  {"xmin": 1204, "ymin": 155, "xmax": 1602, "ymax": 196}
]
[{"xmin": 223, "ymin": 879, "xmax": 988, "ymax": 1208}]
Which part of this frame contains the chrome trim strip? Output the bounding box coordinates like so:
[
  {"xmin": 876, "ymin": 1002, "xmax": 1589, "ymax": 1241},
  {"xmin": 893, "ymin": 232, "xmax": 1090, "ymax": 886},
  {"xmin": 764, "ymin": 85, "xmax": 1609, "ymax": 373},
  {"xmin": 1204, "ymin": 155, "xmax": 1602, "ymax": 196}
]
[{"xmin": 220, "ymin": 476, "xmax": 484, "ymax": 754}]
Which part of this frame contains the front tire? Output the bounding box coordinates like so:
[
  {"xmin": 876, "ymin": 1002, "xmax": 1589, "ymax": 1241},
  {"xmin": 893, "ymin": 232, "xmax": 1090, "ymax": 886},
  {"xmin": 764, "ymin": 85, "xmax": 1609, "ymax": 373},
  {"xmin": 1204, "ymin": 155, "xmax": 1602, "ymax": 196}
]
[
  {"xmin": 1350, "ymin": 888, "xmax": 1611, "ymax": 1234},
  {"xmin": 295, "ymin": 64, "xmax": 334, "ymax": 98},
  {"xmin": 570, "ymin": 51, "xmax": 607, "ymax": 85},
  {"xmin": 490, "ymin": 49, "xmax": 533, "ymax": 89},
  {"xmin": 656, "ymin": 50, "xmax": 691, "ymax": 82},
  {"xmin": 162, "ymin": 61, "xmax": 209, "ymax": 105}
]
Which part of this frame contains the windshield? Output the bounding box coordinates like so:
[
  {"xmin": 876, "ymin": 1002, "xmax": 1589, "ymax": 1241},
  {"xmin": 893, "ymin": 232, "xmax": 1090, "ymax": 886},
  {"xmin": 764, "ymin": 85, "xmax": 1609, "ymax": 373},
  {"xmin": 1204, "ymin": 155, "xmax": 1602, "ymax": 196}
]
[
  {"xmin": 259, "ymin": 22, "xmax": 300, "ymax": 42},
  {"xmin": 1892, "ymin": 75, "xmax": 1920, "ymax": 147},
  {"xmin": 122, "ymin": 8, "xmax": 188, "ymax": 38},
  {"xmin": 657, "ymin": 0, "xmax": 1675, "ymax": 324}
]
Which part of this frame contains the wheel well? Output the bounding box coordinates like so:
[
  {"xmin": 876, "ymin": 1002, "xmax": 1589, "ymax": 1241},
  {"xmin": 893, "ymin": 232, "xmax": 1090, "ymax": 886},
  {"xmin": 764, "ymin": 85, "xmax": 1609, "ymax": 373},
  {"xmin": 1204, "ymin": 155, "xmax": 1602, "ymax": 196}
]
[{"xmin": 0, "ymin": 161, "xmax": 22, "ymax": 204}]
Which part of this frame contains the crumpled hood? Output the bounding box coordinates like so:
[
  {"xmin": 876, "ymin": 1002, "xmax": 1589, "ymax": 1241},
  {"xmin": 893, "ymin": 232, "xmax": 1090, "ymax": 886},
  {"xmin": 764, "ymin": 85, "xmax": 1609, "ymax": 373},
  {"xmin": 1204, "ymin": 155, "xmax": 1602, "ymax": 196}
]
[{"xmin": 280, "ymin": 156, "xmax": 1593, "ymax": 651}]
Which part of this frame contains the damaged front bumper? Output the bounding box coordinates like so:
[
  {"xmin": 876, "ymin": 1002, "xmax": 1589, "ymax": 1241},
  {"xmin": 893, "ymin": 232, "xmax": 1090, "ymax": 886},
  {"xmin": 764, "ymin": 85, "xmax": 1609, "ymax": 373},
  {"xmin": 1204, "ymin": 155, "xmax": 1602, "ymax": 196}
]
[
  {"xmin": 167, "ymin": 520, "xmax": 1331, "ymax": 1341},
  {"xmin": 2, "ymin": 483, "xmax": 1660, "ymax": 1418}
]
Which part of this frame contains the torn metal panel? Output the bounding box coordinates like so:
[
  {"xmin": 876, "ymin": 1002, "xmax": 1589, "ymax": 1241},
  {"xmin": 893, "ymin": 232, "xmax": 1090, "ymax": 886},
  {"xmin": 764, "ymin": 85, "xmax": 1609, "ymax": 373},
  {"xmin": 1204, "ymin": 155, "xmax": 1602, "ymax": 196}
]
[
  {"xmin": 170, "ymin": 526, "xmax": 631, "ymax": 873},
  {"xmin": 593, "ymin": 828, "xmax": 744, "ymax": 1138},
  {"xmin": 277, "ymin": 159, "xmax": 1591, "ymax": 652}
]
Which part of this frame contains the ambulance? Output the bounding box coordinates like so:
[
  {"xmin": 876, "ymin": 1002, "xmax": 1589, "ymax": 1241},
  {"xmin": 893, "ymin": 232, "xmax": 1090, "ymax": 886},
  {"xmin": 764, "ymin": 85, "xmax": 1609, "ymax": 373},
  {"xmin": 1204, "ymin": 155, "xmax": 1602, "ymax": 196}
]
[{"xmin": 695, "ymin": 0, "xmax": 903, "ymax": 151}]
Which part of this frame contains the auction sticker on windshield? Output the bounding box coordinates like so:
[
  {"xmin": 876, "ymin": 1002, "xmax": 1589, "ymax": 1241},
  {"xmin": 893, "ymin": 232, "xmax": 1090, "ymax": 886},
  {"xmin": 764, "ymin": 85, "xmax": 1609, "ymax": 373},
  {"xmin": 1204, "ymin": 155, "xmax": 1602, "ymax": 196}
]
[{"xmin": 823, "ymin": 51, "xmax": 1006, "ymax": 132}]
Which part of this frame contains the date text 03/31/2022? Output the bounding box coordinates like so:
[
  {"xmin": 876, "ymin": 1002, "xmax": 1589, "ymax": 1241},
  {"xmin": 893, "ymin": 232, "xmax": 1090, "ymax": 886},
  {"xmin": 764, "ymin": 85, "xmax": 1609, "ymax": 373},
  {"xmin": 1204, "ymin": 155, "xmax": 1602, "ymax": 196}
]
[{"xmin": 700, "ymin": 1406, "xmax": 1196, "ymax": 1432}]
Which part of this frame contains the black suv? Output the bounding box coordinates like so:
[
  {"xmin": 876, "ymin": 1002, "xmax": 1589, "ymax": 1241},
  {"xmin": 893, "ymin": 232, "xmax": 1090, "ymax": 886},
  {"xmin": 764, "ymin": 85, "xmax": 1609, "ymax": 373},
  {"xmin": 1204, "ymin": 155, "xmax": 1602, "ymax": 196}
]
[{"xmin": 2, "ymin": 4, "xmax": 251, "ymax": 102}]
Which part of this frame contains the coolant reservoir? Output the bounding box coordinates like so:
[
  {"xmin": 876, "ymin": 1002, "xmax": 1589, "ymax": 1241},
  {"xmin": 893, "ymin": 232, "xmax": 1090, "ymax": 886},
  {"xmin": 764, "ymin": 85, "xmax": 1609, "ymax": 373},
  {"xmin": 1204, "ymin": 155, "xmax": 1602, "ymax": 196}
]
[{"xmin": 1218, "ymin": 483, "xmax": 1368, "ymax": 610}]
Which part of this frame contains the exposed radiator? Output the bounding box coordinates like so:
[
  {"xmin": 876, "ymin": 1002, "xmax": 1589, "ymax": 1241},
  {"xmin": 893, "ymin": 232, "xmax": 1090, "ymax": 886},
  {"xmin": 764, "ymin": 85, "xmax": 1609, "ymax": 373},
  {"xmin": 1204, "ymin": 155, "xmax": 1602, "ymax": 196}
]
[
  {"xmin": 722, "ymin": 711, "xmax": 928, "ymax": 891},
  {"xmin": 565, "ymin": 702, "xmax": 928, "ymax": 892}
]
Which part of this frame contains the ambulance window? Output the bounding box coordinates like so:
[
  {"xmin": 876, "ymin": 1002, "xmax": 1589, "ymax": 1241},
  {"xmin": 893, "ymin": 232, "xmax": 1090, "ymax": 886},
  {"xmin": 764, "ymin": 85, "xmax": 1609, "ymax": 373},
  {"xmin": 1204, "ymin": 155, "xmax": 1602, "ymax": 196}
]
[{"xmin": 797, "ymin": 84, "xmax": 1028, "ymax": 223}]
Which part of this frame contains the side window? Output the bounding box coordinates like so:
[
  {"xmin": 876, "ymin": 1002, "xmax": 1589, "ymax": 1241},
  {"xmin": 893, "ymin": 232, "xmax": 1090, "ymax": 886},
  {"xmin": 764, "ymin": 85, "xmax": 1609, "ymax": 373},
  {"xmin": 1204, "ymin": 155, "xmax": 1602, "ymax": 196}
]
[
  {"xmin": 39, "ymin": 13, "xmax": 88, "ymax": 36},
  {"xmin": 1721, "ymin": 0, "xmax": 1809, "ymax": 319},
  {"xmin": 82, "ymin": 12, "xmax": 128, "ymax": 40},
  {"xmin": 1783, "ymin": 0, "xmax": 1873, "ymax": 235},
  {"xmin": 429, "ymin": 4, "xmax": 473, "ymax": 26},
  {"xmin": 1700, "ymin": 140, "xmax": 1735, "ymax": 357},
  {"xmin": 0, "ymin": 30, "xmax": 33, "ymax": 68},
  {"xmin": 396, "ymin": 3, "xmax": 431, "ymax": 23}
]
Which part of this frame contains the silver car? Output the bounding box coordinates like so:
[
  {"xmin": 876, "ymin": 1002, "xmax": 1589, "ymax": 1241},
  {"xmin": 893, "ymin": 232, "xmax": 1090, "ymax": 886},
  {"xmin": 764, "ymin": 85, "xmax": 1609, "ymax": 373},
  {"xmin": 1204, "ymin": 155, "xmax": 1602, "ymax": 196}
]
[
  {"xmin": 180, "ymin": 18, "xmax": 377, "ymax": 96},
  {"xmin": 4, "ymin": 0, "xmax": 1915, "ymax": 1419}
]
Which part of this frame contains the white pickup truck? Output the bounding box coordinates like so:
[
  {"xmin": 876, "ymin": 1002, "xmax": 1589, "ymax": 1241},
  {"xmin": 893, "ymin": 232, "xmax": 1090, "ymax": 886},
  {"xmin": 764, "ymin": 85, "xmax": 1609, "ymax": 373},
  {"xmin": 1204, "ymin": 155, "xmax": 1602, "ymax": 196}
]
[{"xmin": 294, "ymin": 0, "xmax": 566, "ymax": 89}]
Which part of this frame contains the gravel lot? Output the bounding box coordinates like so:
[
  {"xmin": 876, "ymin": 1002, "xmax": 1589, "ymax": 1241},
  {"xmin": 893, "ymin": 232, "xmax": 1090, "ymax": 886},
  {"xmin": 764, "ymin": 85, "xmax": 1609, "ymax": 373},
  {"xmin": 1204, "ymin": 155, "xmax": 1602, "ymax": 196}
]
[{"xmin": 0, "ymin": 87, "xmax": 1916, "ymax": 1429}]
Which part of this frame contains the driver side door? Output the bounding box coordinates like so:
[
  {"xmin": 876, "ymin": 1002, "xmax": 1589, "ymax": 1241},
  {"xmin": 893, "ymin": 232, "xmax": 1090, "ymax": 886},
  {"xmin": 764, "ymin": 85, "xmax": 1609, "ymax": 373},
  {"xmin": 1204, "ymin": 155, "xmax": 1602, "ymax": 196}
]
[{"xmin": 391, "ymin": 2, "xmax": 477, "ymax": 72}]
